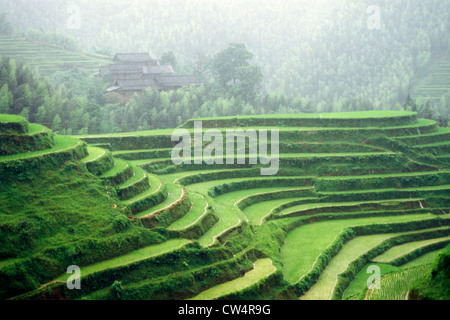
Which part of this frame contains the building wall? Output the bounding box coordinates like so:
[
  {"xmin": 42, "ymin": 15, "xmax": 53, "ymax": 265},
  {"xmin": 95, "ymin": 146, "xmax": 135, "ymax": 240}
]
[
  {"xmin": 116, "ymin": 61, "xmax": 158, "ymax": 67},
  {"xmin": 112, "ymin": 73, "xmax": 143, "ymax": 82}
]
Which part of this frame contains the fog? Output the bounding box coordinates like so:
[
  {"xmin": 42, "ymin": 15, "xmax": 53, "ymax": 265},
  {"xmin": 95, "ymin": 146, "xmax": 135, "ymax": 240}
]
[{"xmin": 0, "ymin": 0, "xmax": 448, "ymax": 129}]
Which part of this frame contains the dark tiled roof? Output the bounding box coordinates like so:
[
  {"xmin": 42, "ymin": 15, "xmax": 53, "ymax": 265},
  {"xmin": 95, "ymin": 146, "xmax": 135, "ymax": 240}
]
[
  {"xmin": 106, "ymin": 86, "xmax": 121, "ymax": 93},
  {"xmin": 99, "ymin": 66, "xmax": 109, "ymax": 74},
  {"xmin": 143, "ymin": 65, "xmax": 174, "ymax": 75},
  {"xmin": 104, "ymin": 64, "xmax": 143, "ymax": 74},
  {"xmin": 156, "ymin": 75, "xmax": 202, "ymax": 87},
  {"xmin": 114, "ymin": 79, "xmax": 162, "ymax": 91},
  {"xmin": 100, "ymin": 64, "xmax": 174, "ymax": 76},
  {"xmin": 113, "ymin": 53, "xmax": 156, "ymax": 63}
]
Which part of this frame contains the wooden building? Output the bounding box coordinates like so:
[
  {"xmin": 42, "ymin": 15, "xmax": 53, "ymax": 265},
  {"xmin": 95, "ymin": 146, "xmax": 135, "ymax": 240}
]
[
  {"xmin": 100, "ymin": 52, "xmax": 201, "ymax": 98},
  {"xmin": 155, "ymin": 75, "xmax": 202, "ymax": 91},
  {"xmin": 113, "ymin": 53, "xmax": 158, "ymax": 66}
]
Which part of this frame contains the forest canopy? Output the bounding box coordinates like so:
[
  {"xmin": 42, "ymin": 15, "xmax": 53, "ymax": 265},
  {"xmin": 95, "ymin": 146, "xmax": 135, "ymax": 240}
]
[{"xmin": 0, "ymin": 0, "xmax": 448, "ymax": 133}]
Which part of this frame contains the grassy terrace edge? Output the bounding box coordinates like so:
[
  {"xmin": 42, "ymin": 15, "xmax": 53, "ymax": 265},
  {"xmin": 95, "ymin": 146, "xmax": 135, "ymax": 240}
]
[
  {"xmin": 184, "ymin": 111, "xmax": 418, "ymax": 120},
  {"xmin": 1, "ymin": 109, "xmax": 448, "ymax": 300}
]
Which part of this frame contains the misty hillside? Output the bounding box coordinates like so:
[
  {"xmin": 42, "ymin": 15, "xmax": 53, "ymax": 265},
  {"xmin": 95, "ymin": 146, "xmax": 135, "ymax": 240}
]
[
  {"xmin": 1, "ymin": 0, "xmax": 448, "ymax": 106},
  {"xmin": 0, "ymin": 0, "xmax": 450, "ymax": 304},
  {"xmin": 0, "ymin": 0, "xmax": 448, "ymax": 135}
]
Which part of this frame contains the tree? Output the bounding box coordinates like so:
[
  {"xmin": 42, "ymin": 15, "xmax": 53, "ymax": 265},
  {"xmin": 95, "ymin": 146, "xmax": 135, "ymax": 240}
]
[
  {"xmin": 208, "ymin": 43, "xmax": 262, "ymax": 102},
  {"xmin": 404, "ymin": 94, "xmax": 417, "ymax": 112},
  {"xmin": 0, "ymin": 83, "xmax": 13, "ymax": 113},
  {"xmin": 160, "ymin": 51, "xmax": 177, "ymax": 70},
  {"xmin": 208, "ymin": 43, "xmax": 254, "ymax": 87},
  {"xmin": 22, "ymin": 83, "xmax": 33, "ymax": 108},
  {"xmin": 192, "ymin": 52, "xmax": 209, "ymax": 77},
  {"xmin": 0, "ymin": 13, "xmax": 13, "ymax": 35},
  {"xmin": 419, "ymin": 100, "xmax": 433, "ymax": 119},
  {"xmin": 52, "ymin": 114, "xmax": 62, "ymax": 133},
  {"xmin": 19, "ymin": 107, "xmax": 30, "ymax": 120},
  {"xmin": 231, "ymin": 65, "xmax": 263, "ymax": 102},
  {"xmin": 35, "ymin": 105, "xmax": 47, "ymax": 123},
  {"xmin": 109, "ymin": 280, "xmax": 123, "ymax": 300},
  {"xmin": 7, "ymin": 59, "xmax": 17, "ymax": 91}
]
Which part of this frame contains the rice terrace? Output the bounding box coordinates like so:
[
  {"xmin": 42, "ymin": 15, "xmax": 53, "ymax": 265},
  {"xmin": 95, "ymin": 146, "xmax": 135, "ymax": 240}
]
[
  {"xmin": 1, "ymin": 110, "xmax": 449, "ymax": 301},
  {"xmin": 0, "ymin": 0, "xmax": 449, "ymax": 306}
]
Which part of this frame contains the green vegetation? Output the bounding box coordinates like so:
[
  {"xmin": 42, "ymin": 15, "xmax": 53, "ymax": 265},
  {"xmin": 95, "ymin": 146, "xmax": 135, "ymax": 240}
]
[
  {"xmin": 343, "ymin": 263, "xmax": 401, "ymax": 300},
  {"xmin": 100, "ymin": 158, "xmax": 131, "ymax": 183},
  {"xmin": 0, "ymin": 56, "xmax": 108, "ymax": 136},
  {"xmin": 196, "ymin": 205, "xmax": 241, "ymax": 247},
  {"xmin": 82, "ymin": 147, "xmax": 107, "ymax": 163},
  {"xmin": 410, "ymin": 244, "xmax": 450, "ymax": 300},
  {"xmin": 188, "ymin": 110, "xmax": 418, "ymax": 121},
  {"xmin": 411, "ymin": 55, "xmax": 450, "ymax": 102},
  {"xmin": 1, "ymin": 109, "xmax": 449, "ymax": 300},
  {"xmin": 2, "ymin": 0, "xmax": 449, "ymax": 124},
  {"xmin": 275, "ymin": 199, "xmax": 425, "ymax": 219},
  {"xmin": 0, "ymin": 142, "xmax": 166, "ymax": 299},
  {"xmin": 299, "ymin": 226, "xmax": 450, "ymax": 300},
  {"xmin": 0, "ymin": 35, "xmax": 109, "ymax": 76},
  {"xmin": 279, "ymin": 215, "xmax": 435, "ymax": 284},
  {"xmin": 56, "ymin": 239, "xmax": 192, "ymax": 282},
  {"xmin": 135, "ymin": 182, "xmax": 184, "ymax": 219},
  {"xmin": 402, "ymin": 250, "xmax": 442, "ymax": 268},
  {"xmin": 0, "ymin": 0, "xmax": 449, "ymax": 302},
  {"xmin": 81, "ymin": 146, "xmax": 114, "ymax": 176},
  {"xmin": 168, "ymin": 193, "xmax": 208, "ymax": 231},
  {"xmin": 369, "ymin": 265, "xmax": 431, "ymax": 300},
  {"xmin": 301, "ymin": 234, "xmax": 405, "ymax": 300},
  {"xmin": 243, "ymin": 198, "xmax": 315, "ymax": 225},
  {"xmin": 372, "ymin": 236, "xmax": 450, "ymax": 264},
  {"xmin": 0, "ymin": 0, "xmax": 449, "ymax": 136},
  {"xmin": 190, "ymin": 258, "xmax": 276, "ymax": 300},
  {"xmin": 0, "ymin": 135, "xmax": 83, "ymax": 162}
]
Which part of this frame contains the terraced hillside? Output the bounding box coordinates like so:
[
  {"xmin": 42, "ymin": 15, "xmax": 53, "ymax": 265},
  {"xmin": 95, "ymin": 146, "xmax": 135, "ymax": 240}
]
[
  {"xmin": 411, "ymin": 53, "xmax": 450, "ymax": 102},
  {"xmin": 0, "ymin": 35, "xmax": 110, "ymax": 76},
  {"xmin": 1, "ymin": 111, "xmax": 449, "ymax": 300}
]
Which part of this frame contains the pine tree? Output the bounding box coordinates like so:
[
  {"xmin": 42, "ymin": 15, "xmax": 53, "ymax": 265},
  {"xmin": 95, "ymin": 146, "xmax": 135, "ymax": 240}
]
[
  {"xmin": 35, "ymin": 105, "xmax": 47, "ymax": 123},
  {"xmin": 19, "ymin": 107, "xmax": 30, "ymax": 120},
  {"xmin": 0, "ymin": 83, "xmax": 13, "ymax": 113},
  {"xmin": 404, "ymin": 94, "xmax": 417, "ymax": 112},
  {"xmin": 52, "ymin": 114, "xmax": 62, "ymax": 133}
]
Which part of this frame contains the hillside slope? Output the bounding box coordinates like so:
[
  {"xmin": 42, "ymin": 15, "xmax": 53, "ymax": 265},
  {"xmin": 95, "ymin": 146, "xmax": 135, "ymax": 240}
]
[
  {"xmin": 411, "ymin": 52, "xmax": 450, "ymax": 103},
  {"xmin": 410, "ymin": 244, "xmax": 450, "ymax": 300},
  {"xmin": 0, "ymin": 114, "xmax": 169, "ymax": 299},
  {"xmin": 1, "ymin": 110, "xmax": 449, "ymax": 300},
  {"xmin": 0, "ymin": 35, "xmax": 110, "ymax": 76},
  {"xmin": 1, "ymin": 0, "xmax": 449, "ymax": 109}
]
